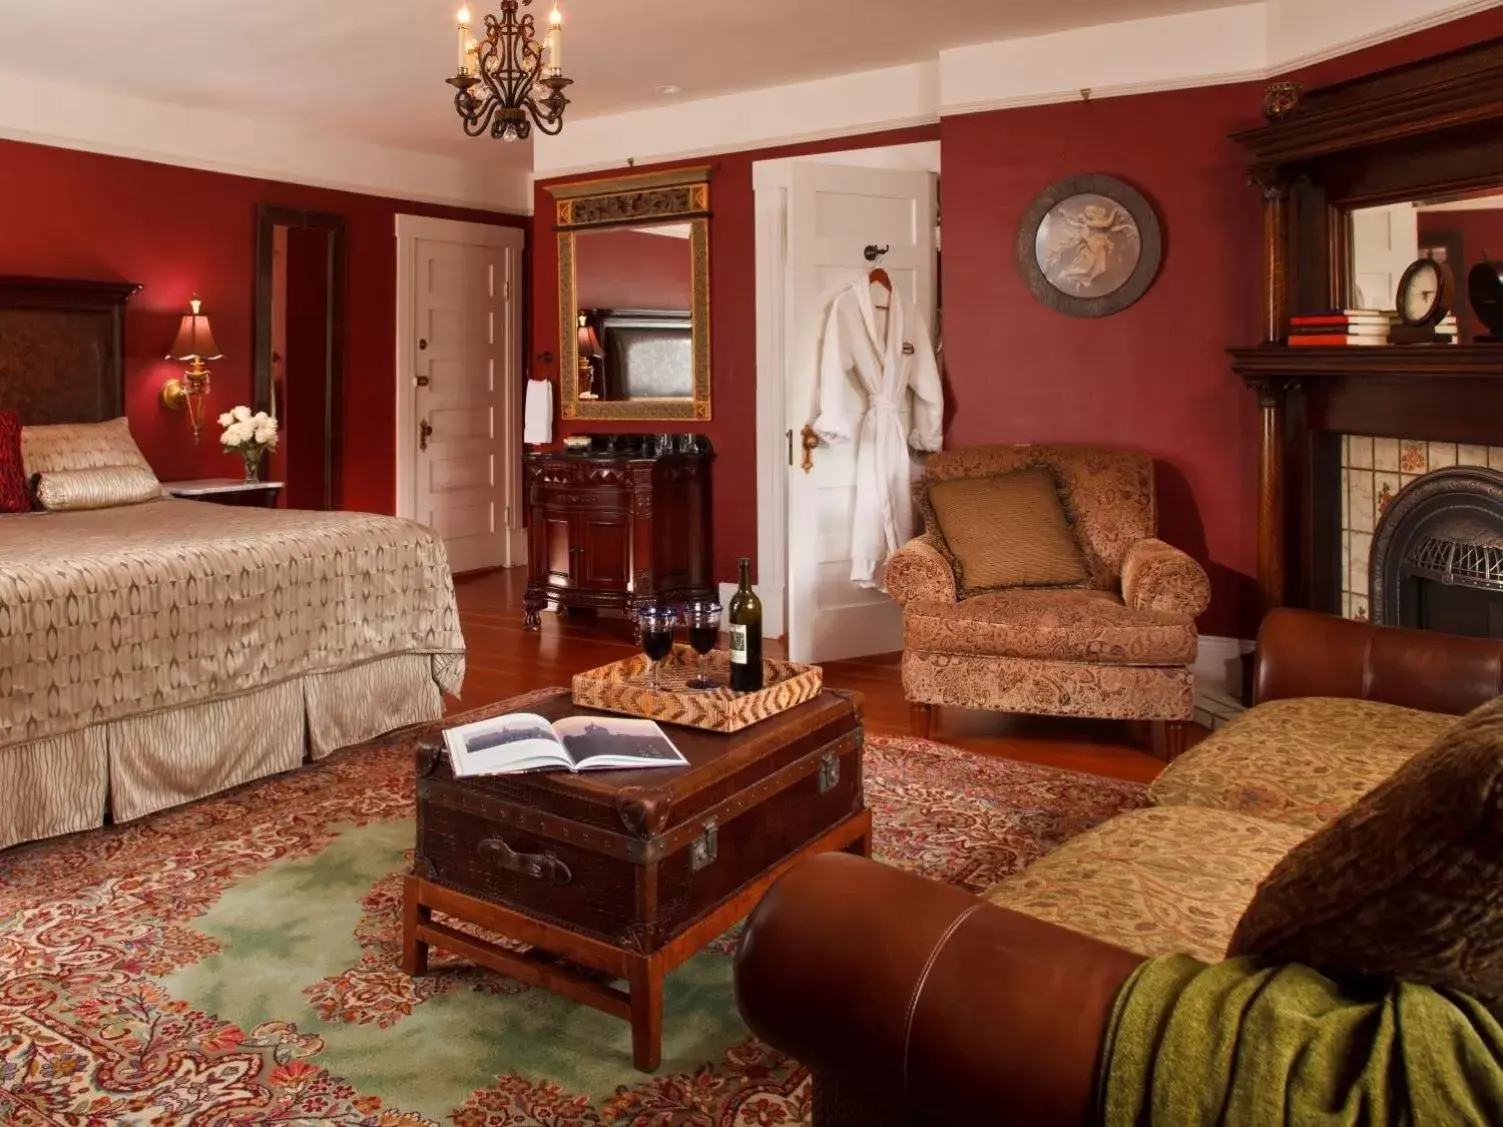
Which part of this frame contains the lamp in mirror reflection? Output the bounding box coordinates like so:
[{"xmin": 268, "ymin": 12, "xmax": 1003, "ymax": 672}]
[
  {"xmin": 162, "ymin": 296, "xmax": 223, "ymax": 444},
  {"xmin": 447, "ymin": 0, "xmax": 572, "ymax": 141},
  {"xmin": 577, "ymin": 313, "xmax": 602, "ymax": 400}
]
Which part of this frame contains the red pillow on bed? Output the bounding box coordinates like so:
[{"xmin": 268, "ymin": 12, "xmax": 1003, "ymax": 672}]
[{"xmin": 0, "ymin": 410, "xmax": 30, "ymax": 512}]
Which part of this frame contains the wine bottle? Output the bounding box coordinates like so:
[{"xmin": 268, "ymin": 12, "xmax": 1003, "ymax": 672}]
[{"xmin": 727, "ymin": 556, "xmax": 764, "ymax": 692}]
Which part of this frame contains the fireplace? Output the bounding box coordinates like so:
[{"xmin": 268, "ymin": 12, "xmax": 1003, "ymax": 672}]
[{"xmin": 1370, "ymin": 466, "xmax": 1503, "ymax": 639}]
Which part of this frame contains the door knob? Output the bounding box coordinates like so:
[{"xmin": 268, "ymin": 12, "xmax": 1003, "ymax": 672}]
[
  {"xmin": 416, "ymin": 374, "xmax": 431, "ymax": 387},
  {"xmin": 419, "ymin": 419, "xmax": 433, "ymax": 451},
  {"xmin": 800, "ymin": 425, "xmax": 819, "ymax": 474},
  {"xmin": 419, "ymin": 338, "xmax": 429, "ymax": 350}
]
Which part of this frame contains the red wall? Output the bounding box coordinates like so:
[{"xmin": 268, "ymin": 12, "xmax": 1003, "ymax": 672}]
[
  {"xmin": 529, "ymin": 11, "xmax": 1503, "ymax": 630},
  {"xmin": 576, "ymin": 229, "xmax": 692, "ymax": 310},
  {"xmin": 0, "ymin": 138, "xmax": 526, "ymax": 514},
  {"xmin": 532, "ymin": 126, "xmax": 940, "ymax": 584},
  {"xmin": 939, "ymin": 84, "xmax": 1266, "ymax": 637}
]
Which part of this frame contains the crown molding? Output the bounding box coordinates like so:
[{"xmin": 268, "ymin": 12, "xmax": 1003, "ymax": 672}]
[
  {"xmin": 0, "ymin": 66, "xmax": 531, "ymax": 213},
  {"xmin": 536, "ymin": 0, "xmax": 1493, "ymax": 172}
]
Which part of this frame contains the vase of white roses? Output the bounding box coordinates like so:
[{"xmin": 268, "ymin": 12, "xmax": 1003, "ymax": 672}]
[{"xmin": 219, "ymin": 406, "xmax": 279, "ymax": 483}]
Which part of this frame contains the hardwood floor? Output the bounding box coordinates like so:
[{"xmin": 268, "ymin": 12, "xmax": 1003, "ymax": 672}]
[{"xmin": 453, "ymin": 568, "xmax": 1169, "ymax": 785}]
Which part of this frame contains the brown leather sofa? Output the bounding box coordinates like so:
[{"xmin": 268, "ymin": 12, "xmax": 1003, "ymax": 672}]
[{"xmin": 733, "ymin": 609, "xmax": 1503, "ymax": 1125}]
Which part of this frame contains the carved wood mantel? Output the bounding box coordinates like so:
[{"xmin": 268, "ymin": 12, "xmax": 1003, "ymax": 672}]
[{"xmin": 1230, "ymin": 36, "xmax": 1503, "ymax": 615}]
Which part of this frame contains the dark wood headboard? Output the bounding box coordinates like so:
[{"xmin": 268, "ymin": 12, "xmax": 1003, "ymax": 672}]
[{"xmin": 0, "ymin": 275, "xmax": 141, "ymax": 424}]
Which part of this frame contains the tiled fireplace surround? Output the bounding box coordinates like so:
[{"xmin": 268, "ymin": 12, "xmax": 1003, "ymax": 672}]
[{"xmin": 1340, "ymin": 436, "xmax": 1503, "ymax": 622}]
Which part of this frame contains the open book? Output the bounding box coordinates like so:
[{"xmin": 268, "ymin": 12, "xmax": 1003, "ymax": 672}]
[{"xmin": 442, "ymin": 712, "xmax": 688, "ymax": 778}]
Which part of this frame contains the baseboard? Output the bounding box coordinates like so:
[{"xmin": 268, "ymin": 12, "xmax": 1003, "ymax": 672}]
[{"xmin": 1193, "ymin": 634, "xmax": 1254, "ymax": 703}]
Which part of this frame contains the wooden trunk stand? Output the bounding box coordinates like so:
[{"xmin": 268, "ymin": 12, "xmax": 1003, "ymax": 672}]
[{"xmin": 402, "ymin": 689, "xmax": 868, "ymax": 1072}]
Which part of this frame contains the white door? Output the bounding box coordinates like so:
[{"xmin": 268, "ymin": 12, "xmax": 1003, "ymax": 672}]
[
  {"xmin": 398, "ymin": 218, "xmax": 525, "ymax": 574},
  {"xmin": 781, "ymin": 163, "xmax": 937, "ymax": 663},
  {"xmin": 1349, "ymin": 202, "xmax": 1418, "ymax": 310}
]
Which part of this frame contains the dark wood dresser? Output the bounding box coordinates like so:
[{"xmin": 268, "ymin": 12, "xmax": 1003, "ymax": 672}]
[{"xmin": 522, "ymin": 436, "xmax": 714, "ymax": 629}]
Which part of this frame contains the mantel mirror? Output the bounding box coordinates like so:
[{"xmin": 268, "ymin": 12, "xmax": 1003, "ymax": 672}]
[
  {"xmin": 1346, "ymin": 188, "xmax": 1503, "ymax": 343},
  {"xmin": 550, "ymin": 166, "xmax": 712, "ymax": 420}
]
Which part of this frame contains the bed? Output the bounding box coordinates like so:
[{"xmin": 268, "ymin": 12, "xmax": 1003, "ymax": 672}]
[{"xmin": 0, "ymin": 276, "xmax": 465, "ymax": 850}]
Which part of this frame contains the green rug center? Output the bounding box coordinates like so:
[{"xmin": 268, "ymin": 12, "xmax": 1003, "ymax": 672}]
[{"xmin": 160, "ymin": 819, "xmax": 748, "ymax": 1122}]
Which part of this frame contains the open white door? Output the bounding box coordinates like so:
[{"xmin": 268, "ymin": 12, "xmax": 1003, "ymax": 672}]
[
  {"xmin": 776, "ymin": 163, "xmax": 937, "ymax": 663},
  {"xmin": 396, "ymin": 216, "xmax": 525, "ymax": 574},
  {"xmin": 1349, "ymin": 202, "xmax": 1418, "ymax": 310}
]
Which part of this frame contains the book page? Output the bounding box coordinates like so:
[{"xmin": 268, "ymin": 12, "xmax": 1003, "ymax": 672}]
[
  {"xmin": 549, "ymin": 716, "xmax": 687, "ymax": 769},
  {"xmin": 442, "ymin": 713, "xmax": 571, "ymax": 776}
]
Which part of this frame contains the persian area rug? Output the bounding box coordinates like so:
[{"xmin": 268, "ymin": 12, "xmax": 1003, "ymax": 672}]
[{"xmin": 0, "ymin": 690, "xmax": 1146, "ymax": 1125}]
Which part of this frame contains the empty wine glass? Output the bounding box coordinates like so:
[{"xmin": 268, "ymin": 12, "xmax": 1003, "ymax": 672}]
[
  {"xmin": 681, "ymin": 600, "xmax": 723, "ymax": 689},
  {"xmin": 636, "ymin": 604, "xmax": 676, "ymax": 690}
]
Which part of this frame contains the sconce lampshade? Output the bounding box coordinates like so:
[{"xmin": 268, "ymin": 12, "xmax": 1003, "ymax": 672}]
[
  {"xmin": 577, "ymin": 319, "xmax": 602, "ymax": 357},
  {"xmin": 167, "ymin": 298, "xmax": 224, "ymax": 361}
]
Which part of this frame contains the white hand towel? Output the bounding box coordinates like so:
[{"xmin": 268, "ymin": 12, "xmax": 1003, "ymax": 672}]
[{"xmin": 523, "ymin": 379, "xmax": 554, "ymax": 445}]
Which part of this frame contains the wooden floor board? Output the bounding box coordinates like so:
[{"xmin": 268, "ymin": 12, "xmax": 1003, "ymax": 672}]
[{"xmin": 452, "ymin": 569, "xmax": 1168, "ymax": 785}]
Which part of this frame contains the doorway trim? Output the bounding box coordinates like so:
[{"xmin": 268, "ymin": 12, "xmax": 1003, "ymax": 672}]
[
  {"xmin": 751, "ymin": 141, "xmax": 941, "ymax": 642},
  {"xmin": 395, "ymin": 214, "xmax": 526, "ymax": 568},
  {"xmin": 253, "ymin": 204, "xmax": 346, "ymax": 510}
]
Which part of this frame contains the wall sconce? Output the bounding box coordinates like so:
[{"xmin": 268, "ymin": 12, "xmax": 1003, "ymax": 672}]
[{"xmin": 162, "ymin": 296, "xmax": 223, "ymax": 444}]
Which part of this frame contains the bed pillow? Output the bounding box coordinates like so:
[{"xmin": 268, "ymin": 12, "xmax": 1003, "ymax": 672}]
[
  {"xmin": 20, "ymin": 416, "xmax": 152, "ymax": 478},
  {"xmin": 921, "ymin": 467, "xmax": 1089, "ymax": 597},
  {"xmin": 33, "ymin": 466, "xmax": 163, "ymax": 512},
  {"xmin": 0, "ymin": 410, "xmax": 29, "ymax": 513},
  {"xmin": 1228, "ymin": 694, "xmax": 1503, "ymax": 1016}
]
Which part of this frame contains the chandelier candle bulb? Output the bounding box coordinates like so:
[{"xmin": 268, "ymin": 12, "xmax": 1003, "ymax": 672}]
[{"xmin": 548, "ymin": 7, "xmax": 562, "ymax": 73}]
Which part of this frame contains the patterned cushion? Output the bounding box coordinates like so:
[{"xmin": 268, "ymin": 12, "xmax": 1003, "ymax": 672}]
[
  {"xmin": 20, "ymin": 416, "xmax": 151, "ymax": 477},
  {"xmin": 986, "ymin": 806, "xmax": 1311, "ymax": 962},
  {"xmin": 903, "ymin": 650, "xmax": 1195, "ymax": 721},
  {"xmin": 1229, "ymin": 695, "xmax": 1503, "ymax": 1016},
  {"xmin": 1149, "ymin": 697, "xmax": 1454, "ymax": 830},
  {"xmin": 884, "ymin": 535, "xmax": 957, "ymax": 606},
  {"xmin": 922, "ymin": 468, "xmax": 1089, "ymax": 596},
  {"xmin": 917, "ymin": 445, "xmax": 1155, "ymax": 589},
  {"xmin": 0, "ymin": 409, "xmax": 29, "ymax": 513},
  {"xmin": 903, "ymin": 588, "xmax": 1196, "ymax": 665},
  {"xmin": 33, "ymin": 466, "xmax": 163, "ymax": 512},
  {"xmin": 1120, "ymin": 537, "xmax": 1212, "ymax": 618}
]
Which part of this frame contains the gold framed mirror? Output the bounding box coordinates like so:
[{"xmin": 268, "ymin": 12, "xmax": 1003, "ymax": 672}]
[{"xmin": 551, "ymin": 166, "xmax": 712, "ymax": 420}]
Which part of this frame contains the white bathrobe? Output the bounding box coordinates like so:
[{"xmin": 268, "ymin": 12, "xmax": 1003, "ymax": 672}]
[{"xmin": 813, "ymin": 281, "xmax": 944, "ymax": 588}]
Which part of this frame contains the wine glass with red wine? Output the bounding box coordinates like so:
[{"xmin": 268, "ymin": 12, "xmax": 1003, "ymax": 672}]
[
  {"xmin": 636, "ymin": 604, "xmax": 677, "ymax": 690},
  {"xmin": 682, "ymin": 600, "xmax": 723, "ymax": 689}
]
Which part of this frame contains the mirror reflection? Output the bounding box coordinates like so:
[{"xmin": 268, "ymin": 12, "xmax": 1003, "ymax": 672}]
[
  {"xmin": 1349, "ymin": 189, "xmax": 1503, "ymax": 343},
  {"xmin": 573, "ymin": 223, "xmax": 694, "ymax": 401},
  {"xmin": 253, "ymin": 205, "xmax": 345, "ymax": 510}
]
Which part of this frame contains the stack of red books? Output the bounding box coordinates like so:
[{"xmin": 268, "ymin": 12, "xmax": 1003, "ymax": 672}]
[{"xmin": 1287, "ymin": 310, "xmax": 1392, "ymax": 346}]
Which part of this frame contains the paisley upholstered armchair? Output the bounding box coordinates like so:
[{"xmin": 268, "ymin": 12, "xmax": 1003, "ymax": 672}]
[{"xmin": 887, "ymin": 445, "xmax": 1211, "ymax": 759}]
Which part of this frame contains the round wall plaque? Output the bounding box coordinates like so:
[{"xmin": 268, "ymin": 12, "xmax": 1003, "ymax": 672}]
[{"xmin": 1016, "ymin": 174, "xmax": 1163, "ymax": 318}]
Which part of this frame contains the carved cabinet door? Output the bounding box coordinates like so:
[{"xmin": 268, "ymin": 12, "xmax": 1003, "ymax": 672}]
[{"xmin": 576, "ymin": 510, "xmax": 633, "ymax": 591}]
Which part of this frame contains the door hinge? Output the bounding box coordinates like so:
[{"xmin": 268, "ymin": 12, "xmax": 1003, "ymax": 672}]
[
  {"xmin": 689, "ymin": 817, "xmax": 719, "ymax": 871},
  {"xmin": 503, "ymin": 279, "xmax": 512, "ymax": 301},
  {"xmin": 818, "ymin": 750, "xmax": 841, "ymax": 794}
]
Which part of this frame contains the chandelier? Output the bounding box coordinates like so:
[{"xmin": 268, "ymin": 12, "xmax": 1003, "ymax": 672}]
[{"xmin": 446, "ymin": 1, "xmax": 572, "ymax": 142}]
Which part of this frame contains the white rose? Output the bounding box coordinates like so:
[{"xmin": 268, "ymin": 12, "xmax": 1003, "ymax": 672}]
[
  {"xmin": 253, "ymin": 424, "xmax": 275, "ymax": 445},
  {"xmin": 232, "ymin": 405, "xmax": 251, "ymax": 422},
  {"xmin": 227, "ymin": 422, "xmax": 252, "ymax": 446},
  {"xmin": 217, "ymin": 412, "xmax": 235, "ymax": 427}
]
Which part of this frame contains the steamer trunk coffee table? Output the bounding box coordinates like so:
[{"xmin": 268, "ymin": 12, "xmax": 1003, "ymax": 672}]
[{"xmin": 402, "ymin": 688, "xmax": 870, "ymax": 1071}]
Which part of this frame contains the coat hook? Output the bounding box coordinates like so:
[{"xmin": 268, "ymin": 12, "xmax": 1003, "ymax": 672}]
[{"xmin": 863, "ymin": 244, "xmax": 890, "ymax": 262}]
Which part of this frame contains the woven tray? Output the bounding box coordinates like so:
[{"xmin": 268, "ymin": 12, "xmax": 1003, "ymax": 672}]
[{"xmin": 571, "ymin": 644, "xmax": 823, "ymax": 733}]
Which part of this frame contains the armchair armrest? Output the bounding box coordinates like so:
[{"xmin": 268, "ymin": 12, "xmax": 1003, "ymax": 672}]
[
  {"xmin": 734, "ymin": 853, "xmax": 1144, "ymax": 1126},
  {"xmin": 884, "ymin": 535, "xmax": 957, "ymax": 606},
  {"xmin": 1254, "ymin": 607, "xmax": 1503, "ymax": 715},
  {"xmin": 1120, "ymin": 538, "xmax": 1211, "ymax": 618}
]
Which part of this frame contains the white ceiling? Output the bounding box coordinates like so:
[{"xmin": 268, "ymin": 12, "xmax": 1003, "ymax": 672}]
[{"xmin": 0, "ymin": 0, "xmax": 1253, "ymax": 170}]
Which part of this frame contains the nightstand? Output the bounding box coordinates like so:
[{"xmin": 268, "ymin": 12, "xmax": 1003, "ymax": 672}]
[{"xmin": 161, "ymin": 478, "xmax": 284, "ymax": 508}]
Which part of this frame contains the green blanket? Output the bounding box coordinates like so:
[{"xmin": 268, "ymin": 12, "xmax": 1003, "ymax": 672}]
[{"xmin": 1098, "ymin": 956, "xmax": 1503, "ymax": 1126}]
